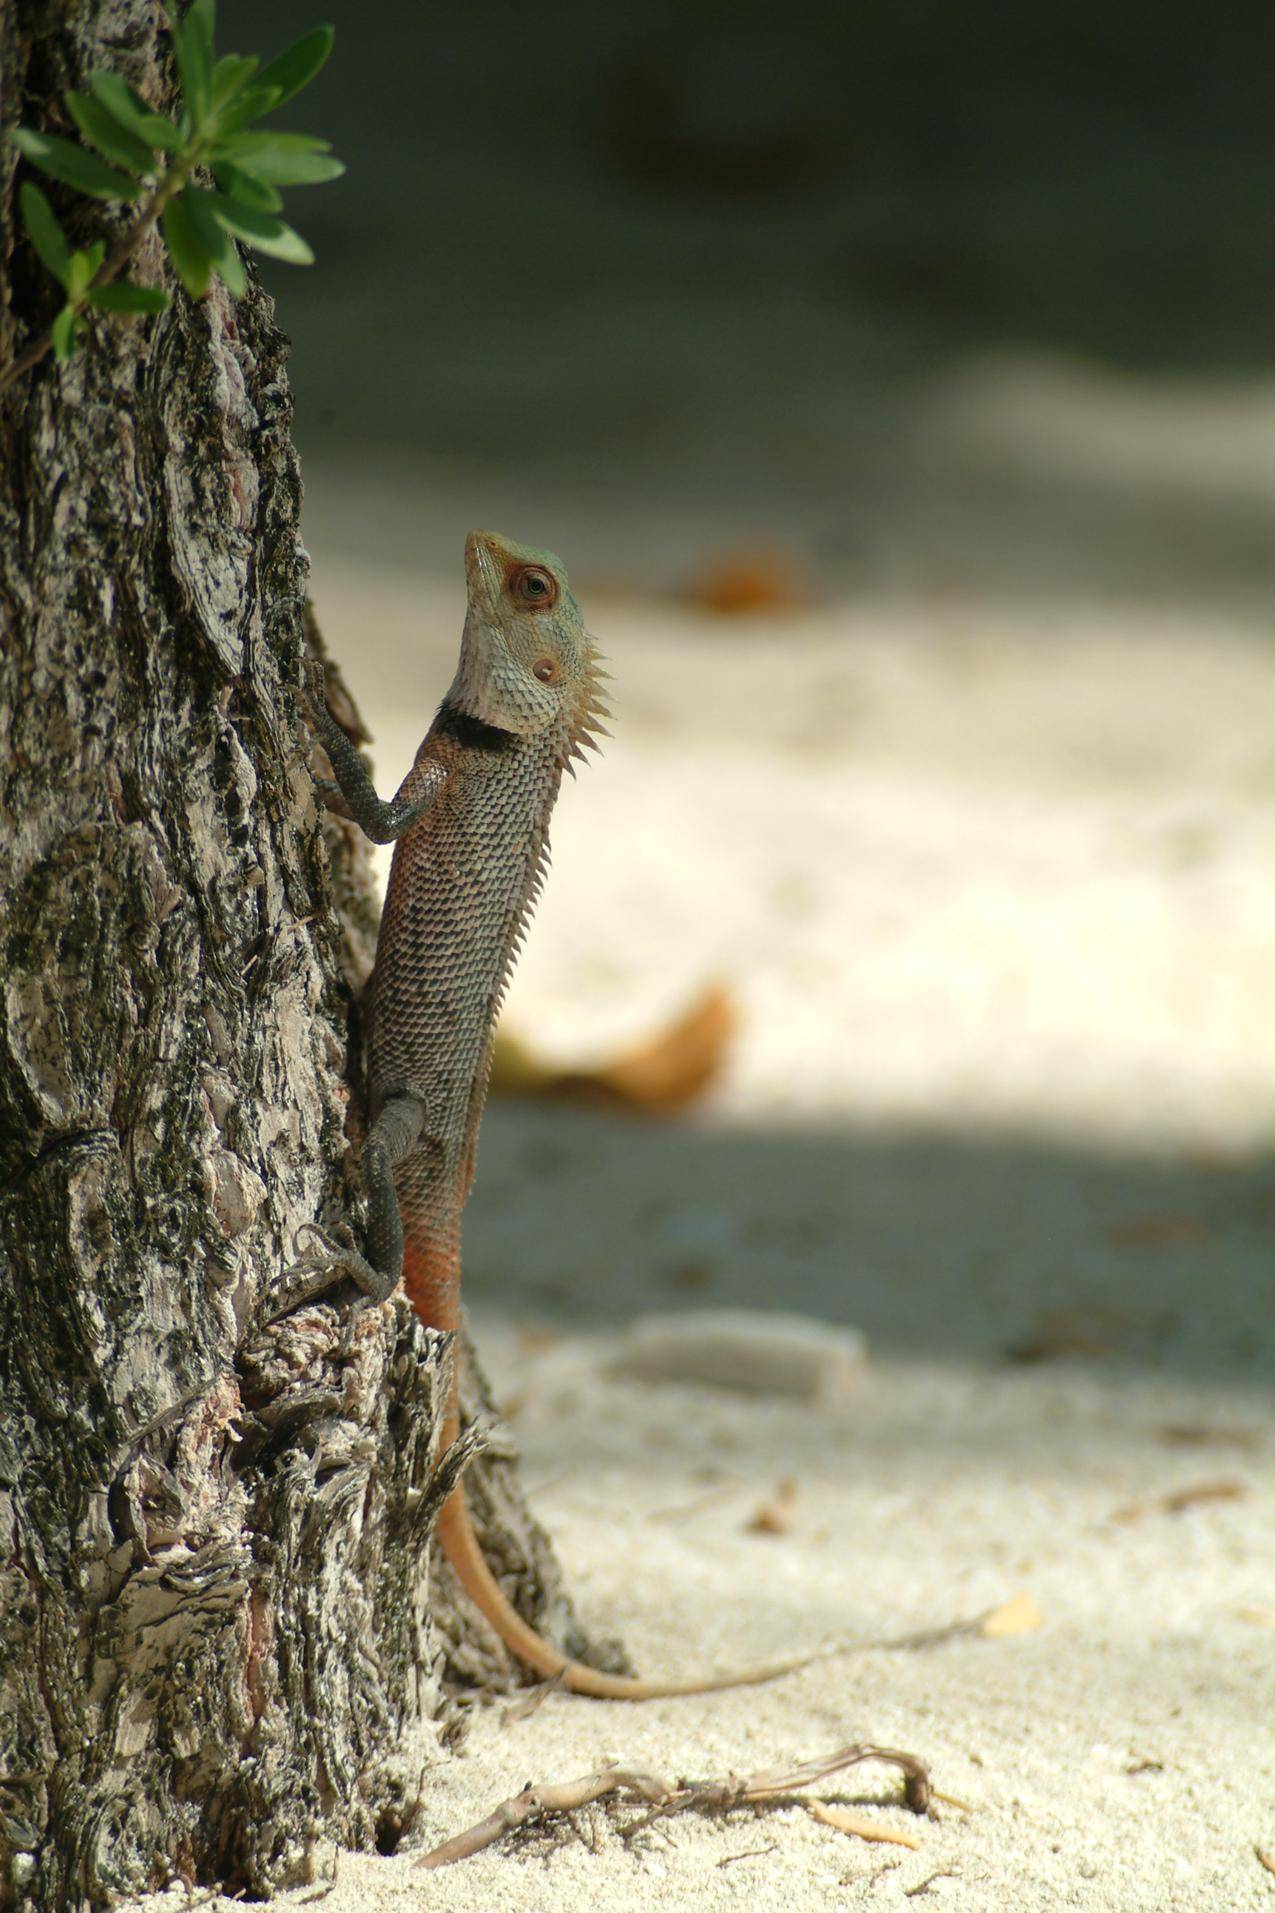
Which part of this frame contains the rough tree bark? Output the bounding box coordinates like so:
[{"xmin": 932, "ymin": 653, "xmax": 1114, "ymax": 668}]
[{"xmin": 0, "ymin": 6, "xmax": 602, "ymax": 1907}]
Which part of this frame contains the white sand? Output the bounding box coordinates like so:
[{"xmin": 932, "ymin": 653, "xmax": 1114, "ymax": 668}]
[{"xmin": 133, "ymin": 496, "xmax": 1275, "ymax": 1909}]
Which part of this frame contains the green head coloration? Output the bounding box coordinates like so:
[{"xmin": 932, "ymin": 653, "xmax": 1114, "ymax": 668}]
[{"xmin": 452, "ymin": 530, "xmax": 606, "ymax": 751}]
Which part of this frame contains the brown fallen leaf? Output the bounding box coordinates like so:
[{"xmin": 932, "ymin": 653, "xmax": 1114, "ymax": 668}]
[
  {"xmin": 684, "ymin": 548, "xmax": 809, "ymax": 615},
  {"xmin": 1111, "ymin": 1479, "xmax": 1248, "ymax": 1523},
  {"xmin": 1005, "ymin": 1306, "xmax": 1126, "ymax": 1363},
  {"xmin": 1158, "ymin": 1422, "xmax": 1263, "ymax": 1451},
  {"xmin": 1256, "ymin": 1847, "xmax": 1275, "ymax": 1878},
  {"xmin": 1107, "ymin": 1214, "xmax": 1206, "ymax": 1249},
  {"xmin": 747, "ymin": 1477, "xmax": 799, "ymax": 1536},
  {"xmin": 979, "ymin": 1591, "xmax": 1044, "ymax": 1638},
  {"xmin": 1236, "ymin": 1605, "xmax": 1275, "ymax": 1628},
  {"xmin": 805, "ymin": 1800, "xmax": 922, "ymax": 1849},
  {"xmin": 491, "ymin": 983, "xmax": 739, "ymax": 1116}
]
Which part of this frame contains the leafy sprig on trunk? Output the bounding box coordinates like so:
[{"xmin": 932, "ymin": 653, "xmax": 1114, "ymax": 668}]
[{"xmin": 2, "ymin": 0, "xmax": 341, "ymax": 389}]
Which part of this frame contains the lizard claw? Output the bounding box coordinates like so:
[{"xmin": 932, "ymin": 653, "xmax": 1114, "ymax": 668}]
[
  {"xmin": 266, "ymin": 1219, "xmax": 393, "ymax": 1328},
  {"xmin": 290, "ymin": 1219, "xmax": 356, "ymax": 1263}
]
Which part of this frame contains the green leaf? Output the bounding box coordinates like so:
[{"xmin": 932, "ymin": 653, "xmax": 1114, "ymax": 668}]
[
  {"xmin": 212, "ymin": 160, "xmax": 282, "ymax": 212},
  {"xmin": 19, "ymin": 183, "xmax": 71, "ymax": 287},
  {"xmin": 63, "ymin": 243, "xmax": 105, "ymax": 305},
  {"xmin": 211, "ymin": 54, "xmax": 259, "ymax": 108},
  {"xmin": 64, "ymin": 250, "xmax": 92, "ymax": 304},
  {"xmin": 88, "ymin": 71, "xmax": 182, "ymax": 151},
  {"xmin": 215, "ymin": 130, "xmax": 330, "ymax": 160},
  {"xmin": 254, "ymin": 26, "xmax": 334, "ymax": 111},
  {"xmin": 171, "ymin": 0, "xmax": 215, "ymax": 127},
  {"xmin": 51, "ymin": 305, "xmax": 79, "ymax": 362},
  {"xmin": 161, "ymin": 194, "xmax": 213, "ymax": 299},
  {"xmin": 65, "ymin": 89, "xmax": 156, "ymax": 176},
  {"xmin": 210, "ymin": 130, "xmax": 342, "ymax": 185},
  {"xmin": 9, "ymin": 127, "xmax": 143, "ymax": 201},
  {"xmin": 251, "ymin": 148, "xmax": 343, "ymax": 185},
  {"xmin": 181, "ymin": 187, "xmax": 247, "ymax": 295},
  {"xmin": 209, "ymin": 84, "xmax": 283, "ymax": 140},
  {"xmin": 88, "ymin": 281, "xmax": 170, "ymax": 313},
  {"xmin": 202, "ymin": 191, "xmax": 314, "ymax": 264}
]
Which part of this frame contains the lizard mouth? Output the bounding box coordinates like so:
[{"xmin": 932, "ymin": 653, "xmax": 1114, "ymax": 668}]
[{"xmin": 464, "ymin": 530, "xmax": 505, "ymax": 596}]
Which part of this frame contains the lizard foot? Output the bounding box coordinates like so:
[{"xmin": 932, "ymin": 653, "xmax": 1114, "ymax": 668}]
[{"xmin": 266, "ymin": 1221, "xmax": 398, "ymax": 1331}]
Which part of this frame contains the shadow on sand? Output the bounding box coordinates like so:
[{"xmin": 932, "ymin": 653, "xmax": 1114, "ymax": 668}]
[{"xmin": 465, "ymin": 1101, "xmax": 1273, "ymax": 1388}]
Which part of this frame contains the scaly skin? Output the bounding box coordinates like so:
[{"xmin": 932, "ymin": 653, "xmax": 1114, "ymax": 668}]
[{"xmin": 302, "ymin": 530, "xmax": 812, "ymax": 1698}]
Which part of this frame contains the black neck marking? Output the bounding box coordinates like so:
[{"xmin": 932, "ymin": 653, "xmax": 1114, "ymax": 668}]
[{"xmin": 435, "ymin": 701, "xmax": 520, "ymax": 752}]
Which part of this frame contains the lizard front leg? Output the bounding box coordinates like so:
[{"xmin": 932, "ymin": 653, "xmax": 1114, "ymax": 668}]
[{"xmin": 302, "ymin": 660, "xmax": 443, "ymax": 844}]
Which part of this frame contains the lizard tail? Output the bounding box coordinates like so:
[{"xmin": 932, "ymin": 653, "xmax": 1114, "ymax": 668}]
[
  {"xmin": 402, "ymin": 1229, "xmax": 815, "ymax": 1697},
  {"xmin": 433, "ymin": 1467, "xmax": 817, "ymax": 1699}
]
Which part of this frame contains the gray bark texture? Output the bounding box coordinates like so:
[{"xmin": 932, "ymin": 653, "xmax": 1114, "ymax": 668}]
[{"xmin": 0, "ymin": 5, "xmax": 597, "ymax": 1906}]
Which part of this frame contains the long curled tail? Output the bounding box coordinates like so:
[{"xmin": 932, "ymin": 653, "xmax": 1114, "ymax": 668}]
[
  {"xmin": 433, "ymin": 1458, "xmax": 817, "ymax": 1699},
  {"xmin": 404, "ymin": 1234, "xmax": 816, "ymax": 1699}
]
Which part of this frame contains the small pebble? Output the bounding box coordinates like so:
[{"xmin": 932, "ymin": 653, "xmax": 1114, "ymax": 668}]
[{"xmin": 609, "ymin": 1307, "xmax": 867, "ymax": 1405}]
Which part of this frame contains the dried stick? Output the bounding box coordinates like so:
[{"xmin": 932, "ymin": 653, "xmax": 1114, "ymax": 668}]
[
  {"xmin": 417, "ymin": 1741, "xmax": 930, "ymax": 1870},
  {"xmin": 419, "ymin": 1767, "xmax": 671, "ymax": 1869}
]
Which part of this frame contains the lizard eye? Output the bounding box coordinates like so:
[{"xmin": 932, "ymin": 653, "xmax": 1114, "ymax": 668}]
[
  {"xmin": 532, "ymin": 657, "xmax": 558, "ymax": 683},
  {"xmin": 510, "ymin": 564, "xmax": 558, "ymax": 609}
]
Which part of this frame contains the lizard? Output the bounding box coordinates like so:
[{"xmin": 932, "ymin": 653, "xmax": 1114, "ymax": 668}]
[{"xmin": 296, "ymin": 529, "xmax": 814, "ymax": 1699}]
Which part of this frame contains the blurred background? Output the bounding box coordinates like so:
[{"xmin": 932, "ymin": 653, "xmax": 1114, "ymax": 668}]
[
  {"xmin": 225, "ymin": 0, "xmax": 1275, "ymax": 1384},
  {"xmin": 213, "ymin": 11, "xmax": 1274, "ymax": 1885}
]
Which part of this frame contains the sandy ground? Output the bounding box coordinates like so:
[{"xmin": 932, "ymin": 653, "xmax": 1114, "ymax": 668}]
[{"xmin": 134, "ymin": 506, "xmax": 1275, "ymax": 1910}]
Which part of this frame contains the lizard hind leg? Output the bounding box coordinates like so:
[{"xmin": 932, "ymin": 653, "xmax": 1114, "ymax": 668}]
[{"xmin": 269, "ymin": 1093, "xmax": 425, "ymax": 1319}]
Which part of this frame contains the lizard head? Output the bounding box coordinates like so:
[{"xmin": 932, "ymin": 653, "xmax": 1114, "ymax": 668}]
[{"xmin": 451, "ymin": 531, "xmax": 608, "ymax": 755}]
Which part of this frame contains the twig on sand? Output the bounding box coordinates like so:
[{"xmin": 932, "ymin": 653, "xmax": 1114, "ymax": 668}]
[
  {"xmin": 717, "ymin": 1842, "xmax": 779, "ymax": 1867},
  {"xmin": 904, "ymin": 1870, "xmax": 962, "ymax": 1897},
  {"xmin": 416, "ymin": 1741, "xmax": 931, "ymax": 1870},
  {"xmin": 500, "ymin": 1669, "xmax": 567, "ymax": 1725}
]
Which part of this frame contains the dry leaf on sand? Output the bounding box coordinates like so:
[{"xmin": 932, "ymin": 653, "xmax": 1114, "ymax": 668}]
[
  {"xmin": 1111, "ymin": 1479, "xmax": 1248, "ymax": 1523},
  {"xmin": 684, "ymin": 547, "xmax": 809, "ymax": 615},
  {"xmin": 1106, "ymin": 1214, "xmax": 1206, "ymax": 1249},
  {"xmin": 491, "ymin": 983, "xmax": 738, "ymax": 1115},
  {"xmin": 747, "ymin": 1477, "xmax": 799, "ymax": 1535},
  {"xmin": 1158, "ymin": 1422, "xmax": 1263, "ymax": 1451},
  {"xmin": 980, "ymin": 1591, "xmax": 1044, "ymax": 1638},
  {"xmin": 1005, "ymin": 1306, "xmax": 1126, "ymax": 1362},
  {"xmin": 805, "ymin": 1800, "xmax": 922, "ymax": 1848}
]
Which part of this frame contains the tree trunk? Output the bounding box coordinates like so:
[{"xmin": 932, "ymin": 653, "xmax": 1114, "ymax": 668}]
[{"xmin": 0, "ymin": 7, "xmax": 594, "ymax": 1906}]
